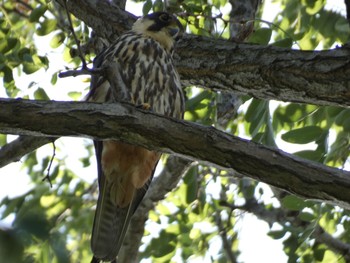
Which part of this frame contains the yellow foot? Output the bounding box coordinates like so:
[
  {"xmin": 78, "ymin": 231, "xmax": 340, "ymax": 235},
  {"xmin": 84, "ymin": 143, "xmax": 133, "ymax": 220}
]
[{"xmin": 136, "ymin": 103, "xmax": 151, "ymax": 110}]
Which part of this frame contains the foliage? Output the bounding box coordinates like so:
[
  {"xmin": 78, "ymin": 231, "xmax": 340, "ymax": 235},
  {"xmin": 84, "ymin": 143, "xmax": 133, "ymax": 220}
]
[{"xmin": 0, "ymin": 0, "xmax": 349, "ymax": 262}]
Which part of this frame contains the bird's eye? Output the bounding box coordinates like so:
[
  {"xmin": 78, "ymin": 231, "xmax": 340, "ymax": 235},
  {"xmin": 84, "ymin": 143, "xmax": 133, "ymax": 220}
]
[{"xmin": 159, "ymin": 13, "xmax": 170, "ymax": 22}]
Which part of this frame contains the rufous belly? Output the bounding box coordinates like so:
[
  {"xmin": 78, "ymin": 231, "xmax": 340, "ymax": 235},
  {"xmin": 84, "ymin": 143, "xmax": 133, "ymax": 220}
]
[{"xmin": 101, "ymin": 140, "xmax": 160, "ymax": 207}]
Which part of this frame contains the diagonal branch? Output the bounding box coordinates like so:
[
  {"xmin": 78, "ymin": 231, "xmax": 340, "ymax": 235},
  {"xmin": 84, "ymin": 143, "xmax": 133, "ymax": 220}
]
[
  {"xmin": 0, "ymin": 98, "xmax": 350, "ymax": 209},
  {"xmin": 237, "ymin": 198, "xmax": 350, "ymax": 260},
  {"xmin": 0, "ymin": 136, "xmax": 55, "ymax": 167}
]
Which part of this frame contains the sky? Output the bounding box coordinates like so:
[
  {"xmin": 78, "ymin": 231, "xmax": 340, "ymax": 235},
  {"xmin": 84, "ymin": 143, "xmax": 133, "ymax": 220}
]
[{"xmin": 0, "ymin": 0, "xmax": 348, "ymax": 262}]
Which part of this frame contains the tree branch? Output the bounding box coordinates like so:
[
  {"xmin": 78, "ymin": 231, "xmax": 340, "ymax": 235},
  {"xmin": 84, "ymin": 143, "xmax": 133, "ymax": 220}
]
[
  {"xmin": 0, "ymin": 98, "xmax": 350, "ymax": 209},
  {"xmin": 313, "ymin": 226, "xmax": 350, "ymax": 261},
  {"xmin": 57, "ymin": 0, "xmax": 350, "ymax": 108},
  {"xmin": 237, "ymin": 198, "xmax": 350, "ymax": 260},
  {"xmin": 175, "ymin": 35, "xmax": 350, "ymax": 107},
  {"xmin": 0, "ymin": 136, "xmax": 55, "ymax": 168},
  {"xmin": 215, "ymin": 210, "xmax": 237, "ymax": 262},
  {"xmin": 55, "ymin": 0, "xmax": 136, "ymax": 41},
  {"xmin": 229, "ymin": 0, "xmax": 260, "ymax": 41}
]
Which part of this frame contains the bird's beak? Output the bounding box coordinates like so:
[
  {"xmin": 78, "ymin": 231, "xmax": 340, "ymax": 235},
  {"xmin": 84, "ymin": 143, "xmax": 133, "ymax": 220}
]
[
  {"xmin": 168, "ymin": 17, "xmax": 183, "ymax": 40},
  {"xmin": 168, "ymin": 27, "xmax": 180, "ymax": 37}
]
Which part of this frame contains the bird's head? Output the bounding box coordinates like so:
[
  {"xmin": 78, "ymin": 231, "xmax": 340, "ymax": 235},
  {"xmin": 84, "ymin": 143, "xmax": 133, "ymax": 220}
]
[{"xmin": 132, "ymin": 12, "xmax": 183, "ymax": 52}]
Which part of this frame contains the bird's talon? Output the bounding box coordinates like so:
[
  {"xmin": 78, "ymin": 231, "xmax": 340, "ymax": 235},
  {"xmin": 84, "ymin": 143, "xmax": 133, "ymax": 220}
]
[{"xmin": 136, "ymin": 103, "xmax": 151, "ymax": 110}]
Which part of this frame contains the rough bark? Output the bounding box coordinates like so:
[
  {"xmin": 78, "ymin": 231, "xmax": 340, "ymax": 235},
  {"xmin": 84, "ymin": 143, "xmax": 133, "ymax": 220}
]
[
  {"xmin": 0, "ymin": 136, "xmax": 55, "ymax": 167},
  {"xmin": 229, "ymin": 0, "xmax": 261, "ymax": 41},
  {"xmin": 176, "ymin": 35, "xmax": 350, "ymax": 107},
  {"xmin": 59, "ymin": 0, "xmax": 136, "ymax": 40},
  {"xmin": 56, "ymin": 0, "xmax": 350, "ymax": 108},
  {"xmin": 0, "ymin": 98, "xmax": 350, "ymax": 209}
]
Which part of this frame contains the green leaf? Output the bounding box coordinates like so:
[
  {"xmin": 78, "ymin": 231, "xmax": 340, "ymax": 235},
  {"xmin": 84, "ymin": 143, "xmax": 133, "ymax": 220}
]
[
  {"xmin": 298, "ymin": 212, "xmax": 315, "ymax": 222},
  {"xmin": 50, "ymin": 32, "xmax": 65, "ymax": 48},
  {"xmin": 335, "ymin": 109, "xmax": 350, "ymax": 131},
  {"xmin": 245, "ymin": 99, "xmax": 269, "ymax": 136},
  {"xmin": 285, "ymin": 103, "xmax": 313, "ymax": 122},
  {"xmin": 38, "ymin": 55, "xmax": 49, "ymax": 67},
  {"xmin": 294, "ymin": 31, "xmax": 306, "ymax": 40},
  {"xmin": 245, "ymin": 99, "xmax": 268, "ymax": 122},
  {"xmin": 150, "ymin": 230, "xmax": 176, "ymax": 259},
  {"xmin": 153, "ymin": 0, "xmax": 164, "ymax": 12},
  {"xmin": 335, "ymin": 17, "xmax": 350, "ymax": 34},
  {"xmin": 4, "ymin": 80, "xmax": 19, "ymax": 97},
  {"xmin": 183, "ymin": 166, "xmax": 198, "ymax": 204},
  {"xmin": 281, "ymin": 195, "xmax": 306, "ymax": 211},
  {"xmin": 0, "ymin": 134, "xmax": 6, "ymax": 146},
  {"xmin": 29, "ymin": 5, "xmax": 47, "ymax": 22},
  {"xmin": 143, "ymin": 0, "xmax": 153, "ymax": 15},
  {"xmin": 16, "ymin": 210, "xmax": 51, "ymax": 240},
  {"xmin": 239, "ymin": 179, "xmax": 256, "ymax": 199},
  {"xmin": 304, "ymin": 0, "xmax": 325, "ymax": 15},
  {"xmin": 2, "ymin": 65, "xmax": 13, "ymax": 83},
  {"xmin": 272, "ymin": 38, "xmax": 293, "ymax": 48},
  {"xmin": 281, "ymin": 126, "xmax": 323, "ymax": 144},
  {"xmin": 268, "ymin": 230, "xmax": 286, "ymax": 240},
  {"xmin": 18, "ymin": 47, "xmax": 31, "ymax": 61},
  {"xmin": 314, "ymin": 247, "xmax": 326, "ymax": 261},
  {"xmin": 294, "ymin": 150, "xmax": 323, "ymax": 161},
  {"xmin": 248, "ymin": 28, "xmax": 272, "ymax": 45},
  {"xmin": 36, "ymin": 19, "xmax": 57, "ymax": 36},
  {"xmin": 0, "ymin": 196, "xmax": 25, "ymax": 219},
  {"xmin": 34, "ymin": 88, "xmax": 50, "ymax": 100},
  {"xmin": 157, "ymin": 203, "xmax": 172, "ymax": 216},
  {"xmin": 68, "ymin": 91, "xmax": 82, "ymax": 100},
  {"xmin": 22, "ymin": 62, "xmax": 41, "ymax": 74},
  {"xmin": 185, "ymin": 90, "xmax": 211, "ymax": 111},
  {"xmin": 0, "ymin": 228, "xmax": 24, "ymax": 262},
  {"xmin": 51, "ymin": 72, "xmax": 58, "ymax": 85},
  {"xmin": 0, "ymin": 37, "xmax": 19, "ymax": 54}
]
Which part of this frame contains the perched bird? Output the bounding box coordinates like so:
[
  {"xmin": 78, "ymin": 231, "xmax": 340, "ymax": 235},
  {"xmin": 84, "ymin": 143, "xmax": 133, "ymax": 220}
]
[{"xmin": 86, "ymin": 12, "xmax": 185, "ymax": 262}]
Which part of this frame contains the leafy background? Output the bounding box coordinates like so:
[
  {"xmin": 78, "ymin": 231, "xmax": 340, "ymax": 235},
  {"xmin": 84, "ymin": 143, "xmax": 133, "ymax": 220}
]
[{"xmin": 0, "ymin": 0, "xmax": 350, "ymax": 262}]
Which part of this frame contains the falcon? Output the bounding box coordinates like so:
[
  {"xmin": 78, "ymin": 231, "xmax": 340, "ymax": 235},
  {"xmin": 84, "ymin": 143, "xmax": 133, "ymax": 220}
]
[{"xmin": 86, "ymin": 12, "xmax": 185, "ymax": 262}]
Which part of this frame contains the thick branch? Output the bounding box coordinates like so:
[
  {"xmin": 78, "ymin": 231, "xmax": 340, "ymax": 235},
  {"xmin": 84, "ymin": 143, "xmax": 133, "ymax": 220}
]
[
  {"xmin": 176, "ymin": 35, "xmax": 350, "ymax": 107},
  {"xmin": 56, "ymin": 0, "xmax": 136, "ymax": 40},
  {"xmin": 58, "ymin": 0, "xmax": 350, "ymax": 107},
  {"xmin": 0, "ymin": 98, "xmax": 350, "ymax": 209}
]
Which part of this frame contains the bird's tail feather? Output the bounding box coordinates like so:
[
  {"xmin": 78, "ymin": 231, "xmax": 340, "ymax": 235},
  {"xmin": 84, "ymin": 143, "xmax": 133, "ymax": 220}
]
[
  {"xmin": 91, "ymin": 171, "xmax": 152, "ymax": 261},
  {"xmin": 91, "ymin": 172, "xmax": 134, "ymax": 261}
]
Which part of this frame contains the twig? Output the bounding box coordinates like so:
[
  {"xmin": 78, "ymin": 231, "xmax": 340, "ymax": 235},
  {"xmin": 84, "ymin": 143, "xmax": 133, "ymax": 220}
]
[
  {"xmin": 57, "ymin": 7, "xmax": 108, "ymax": 82},
  {"xmin": 42, "ymin": 141, "xmax": 56, "ymax": 188},
  {"xmin": 63, "ymin": 0, "xmax": 87, "ymax": 69},
  {"xmin": 58, "ymin": 66, "xmax": 104, "ymax": 78},
  {"xmin": 215, "ymin": 210, "xmax": 237, "ymax": 263},
  {"xmin": 0, "ymin": 136, "xmax": 56, "ymax": 168}
]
